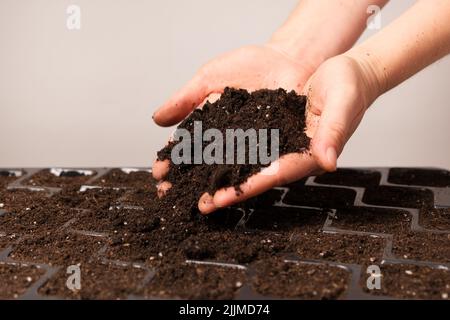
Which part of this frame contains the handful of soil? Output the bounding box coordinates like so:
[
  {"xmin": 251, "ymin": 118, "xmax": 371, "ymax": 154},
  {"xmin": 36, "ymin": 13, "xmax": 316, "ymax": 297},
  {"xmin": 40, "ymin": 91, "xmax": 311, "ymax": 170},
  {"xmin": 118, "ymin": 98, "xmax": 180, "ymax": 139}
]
[{"xmin": 157, "ymin": 87, "xmax": 310, "ymax": 215}]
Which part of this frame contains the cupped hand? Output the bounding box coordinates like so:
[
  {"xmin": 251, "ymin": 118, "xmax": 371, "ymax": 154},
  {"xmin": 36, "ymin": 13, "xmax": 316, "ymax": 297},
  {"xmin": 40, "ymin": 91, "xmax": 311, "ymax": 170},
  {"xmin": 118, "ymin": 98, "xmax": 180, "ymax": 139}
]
[{"xmin": 153, "ymin": 50, "xmax": 379, "ymax": 214}]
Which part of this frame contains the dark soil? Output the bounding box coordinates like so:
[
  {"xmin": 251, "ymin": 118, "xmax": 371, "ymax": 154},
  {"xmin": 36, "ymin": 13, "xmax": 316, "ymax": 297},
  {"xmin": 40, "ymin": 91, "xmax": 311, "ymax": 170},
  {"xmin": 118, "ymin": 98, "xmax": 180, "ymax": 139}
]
[
  {"xmin": 419, "ymin": 208, "xmax": 450, "ymax": 231},
  {"xmin": 103, "ymin": 208, "xmax": 291, "ymax": 265},
  {"xmin": 392, "ymin": 232, "xmax": 450, "ymax": 263},
  {"xmin": 9, "ymin": 232, "xmax": 105, "ymax": 266},
  {"xmin": 245, "ymin": 206, "xmax": 327, "ymax": 232},
  {"xmin": 142, "ymin": 263, "xmax": 246, "ymax": 299},
  {"xmin": 53, "ymin": 187, "xmax": 125, "ymax": 211},
  {"xmin": 252, "ymin": 258, "xmax": 349, "ymax": 299},
  {"xmin": 0, "ymin": 205, "xmax": 79, "ymax": 236},
  {"xmin": 282, "ymin": 186, "xmax": 357, "ymax": 208},
  {"xmin": 0, "ymin": 234, "xmax": 19, "ymax": 250},
  {"xmin": 116, "ymin": 188, "xmax": 158, "ymax": 209},
  {"xmin": 289, "ymin": 232, "xmax": 386, "ymax": 265},
  {"xmin": 0, "ymin": 170, "xmax": 21, "ymax": 188},
  {"xmin": 362, "ymin": 186, "xmax": 434, "ymax": 208},
  {"xmin": 38, "ymin": 263, "xmax": 148, "ymax": 299},
  {"xmin": 0, "ymin": 263, "xmax": 45, "ymax": 299},
  {"xmin": 1, "ymin": 165, "xmax": 450, "ymax": 299},
  {"xmin": 362, "ymin": 264, "xmax": 450, "ymax": 299},
  {"xmin": 388, "ymin": 168, "xmax": 450, "ymax": 187},
  {"xmin": 23, "ymin": 169, "xmax": 95, "ymax": 188},
  {"xmin": 75, "ymin": 207, "xmax": 161, "ymax": 234},
  {"xmin": 0, "ymin": 189, "xmax": 51, "ymax": 213},
  {"xmin": 157, "ymin": 87, "xmax": 310, "ymax": 213},
  {"xmin": 314, "ymin": 169, "xmax": 381, "ymax": 187},
  {"xmin": 93, "ymin": 169, "xmax": 154, "ymax": 189},
  {"xmin": 332, "ymin": 207, "xmax": 411, "ymax": 234}
]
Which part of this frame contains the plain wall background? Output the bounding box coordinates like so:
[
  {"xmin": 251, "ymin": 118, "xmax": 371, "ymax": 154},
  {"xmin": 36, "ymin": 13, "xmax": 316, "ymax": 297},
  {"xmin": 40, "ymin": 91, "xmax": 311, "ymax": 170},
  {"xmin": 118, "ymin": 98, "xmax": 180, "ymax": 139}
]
[{"xmin": 1, "ymin": 0, "xmax": 449, "ymax": 169}]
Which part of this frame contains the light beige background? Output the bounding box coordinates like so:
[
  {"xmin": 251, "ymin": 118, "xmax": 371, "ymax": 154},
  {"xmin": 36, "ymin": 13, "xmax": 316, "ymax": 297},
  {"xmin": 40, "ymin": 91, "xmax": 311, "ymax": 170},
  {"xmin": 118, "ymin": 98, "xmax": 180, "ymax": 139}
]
[{"xmin": 1, "ymin": 0, "xmax": 449, "ymax": 169}]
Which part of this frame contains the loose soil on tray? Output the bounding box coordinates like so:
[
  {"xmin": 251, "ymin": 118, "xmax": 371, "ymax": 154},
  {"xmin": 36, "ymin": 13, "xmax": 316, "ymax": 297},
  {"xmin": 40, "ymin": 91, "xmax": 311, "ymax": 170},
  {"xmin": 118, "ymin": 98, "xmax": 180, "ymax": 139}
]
[
  {"xmin": 252, "ymin": 258, "xmax": 349, "ymax": 299},
  {"xmin": 23, "ymin": 169, "xmax": 95, "ymax": 188},
  {"xmin": 0, "ymin": 263, "xmax": 45, "ymax": 299},
  {"xmin": 362, "ymin": 264, "xmax": 450, "ymax": 299}
]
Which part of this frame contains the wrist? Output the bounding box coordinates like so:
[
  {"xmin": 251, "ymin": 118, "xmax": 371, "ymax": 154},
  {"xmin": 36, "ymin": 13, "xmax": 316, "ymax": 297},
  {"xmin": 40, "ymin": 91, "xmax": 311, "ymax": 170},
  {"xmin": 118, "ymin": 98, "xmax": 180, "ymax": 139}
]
[
  {"xmin": 267, "ymin": 32, "xmax": 329, "ymax": 71},
  {"xmin": 344, "ymin": 48, "xmax": 388, "ymax": 106}
]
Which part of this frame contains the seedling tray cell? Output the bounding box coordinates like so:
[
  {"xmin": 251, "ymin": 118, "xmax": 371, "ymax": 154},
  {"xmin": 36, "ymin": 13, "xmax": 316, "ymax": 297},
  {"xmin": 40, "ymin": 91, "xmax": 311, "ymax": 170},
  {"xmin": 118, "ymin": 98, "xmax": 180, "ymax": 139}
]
[{"xmin": 0, "ymin": 167, "xmax": 449, "ymax": 300}]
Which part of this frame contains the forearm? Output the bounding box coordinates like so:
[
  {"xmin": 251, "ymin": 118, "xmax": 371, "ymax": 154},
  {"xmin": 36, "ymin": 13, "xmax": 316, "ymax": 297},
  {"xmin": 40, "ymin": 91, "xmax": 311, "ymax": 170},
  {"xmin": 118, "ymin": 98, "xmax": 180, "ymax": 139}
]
[
  {"xmin": 347, "ymin": 0, "xmax": 450, "ymax": 101},
  {"xmin": 269, "ymin": 0, "xmax": 389, "ymax": 70}
]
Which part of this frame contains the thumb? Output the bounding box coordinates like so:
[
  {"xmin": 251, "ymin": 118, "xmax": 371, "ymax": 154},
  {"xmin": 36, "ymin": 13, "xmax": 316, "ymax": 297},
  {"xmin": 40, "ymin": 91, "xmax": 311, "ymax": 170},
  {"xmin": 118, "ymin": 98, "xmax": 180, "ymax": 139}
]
[{"xmin": 311, "ymin": 90, "xmax": 361, "ymax": 172}]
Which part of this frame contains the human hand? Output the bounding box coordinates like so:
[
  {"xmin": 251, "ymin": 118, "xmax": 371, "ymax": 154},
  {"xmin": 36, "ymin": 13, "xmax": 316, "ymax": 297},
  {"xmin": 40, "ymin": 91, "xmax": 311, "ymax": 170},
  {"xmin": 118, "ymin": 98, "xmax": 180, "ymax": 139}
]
[{"xmin": 153, "ymin": 51, "xmax": 380, "ymax": 214}]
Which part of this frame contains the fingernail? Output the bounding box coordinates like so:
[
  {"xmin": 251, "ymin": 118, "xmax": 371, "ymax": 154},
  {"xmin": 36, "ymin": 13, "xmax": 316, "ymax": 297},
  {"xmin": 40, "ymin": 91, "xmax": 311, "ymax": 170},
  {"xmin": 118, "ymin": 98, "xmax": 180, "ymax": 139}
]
[{"xmin": 326, "ymin": 147, "xmax": 337, "ymax": 171}]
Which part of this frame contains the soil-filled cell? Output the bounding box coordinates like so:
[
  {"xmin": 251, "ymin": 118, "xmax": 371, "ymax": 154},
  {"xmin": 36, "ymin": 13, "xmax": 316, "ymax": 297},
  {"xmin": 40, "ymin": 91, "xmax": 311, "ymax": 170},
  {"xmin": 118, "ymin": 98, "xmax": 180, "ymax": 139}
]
[
  {"xmin": 362, "ymin": 186, "xmax": 434, "ymax": 208},
  {"xmin": 332, "ymin": 207, "xmax": 411, "ymax": 234},
  {"xmin": 388, "ymin": 168, "xmax": 450, "ymax": 187},
  {"xmin": 143, "ymin": 263, "xmax": 246, "ymax": 299},
  {"xmin": 92, "ymin": 169, "xmax": 154, "ymax": 189},
  {"xmin": 245, "ymin": 206, "xmax": 327, "ymax": 232},
  {"xmin": 362, "ymin": 264, "xmax": 450, "ymax": 299},
  {"xmin": 9, "ymin": 232, "xmax": 105, "ymax": 266},
  {"xmin": 315, "ymin": 169, "xmax": 381, "ymax": 187},
  {"xmin": 283, "ymin": 186, "xmax": 357, "ymax": 208},
  {"xmin": 252, "ymin": 258, "xmax": 349, "ymax": 299},
  {"xmin": 0, "ymin": 189, "xmax": 51, "ymax": 214},
  {"xmin": 392, "ymin": 232, "xmax": 450, "ymax": 263},
  {"xmin": 38, "ymin": 263, "xmax": 148, "ymax": 299},
  {"xmin": 419, "ymin": 208, "xmax": 450, "ymax": 231},
  {"xmin": 289, "ymin": 232, "xmax": 386, "ymax": 265},
  {"xmin": 24, "ymin": 169, "xmax": 95, "ymax": 188}
]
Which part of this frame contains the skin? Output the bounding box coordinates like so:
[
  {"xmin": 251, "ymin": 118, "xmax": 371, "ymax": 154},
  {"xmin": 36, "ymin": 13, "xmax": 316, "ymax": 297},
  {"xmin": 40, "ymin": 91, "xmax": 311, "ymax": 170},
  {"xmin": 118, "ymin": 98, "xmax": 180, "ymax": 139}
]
[{"xmin": 153, "ymin": 0, "xmax": 450, "ymax": 214}]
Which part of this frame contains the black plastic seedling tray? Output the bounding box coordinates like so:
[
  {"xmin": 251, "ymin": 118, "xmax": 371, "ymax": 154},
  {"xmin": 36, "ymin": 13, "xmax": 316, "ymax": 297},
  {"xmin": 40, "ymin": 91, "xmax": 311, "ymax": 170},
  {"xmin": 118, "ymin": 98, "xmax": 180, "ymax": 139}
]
[{"xmin": 0, "ymin": 167, "xmax": 449, "ymax": 300}]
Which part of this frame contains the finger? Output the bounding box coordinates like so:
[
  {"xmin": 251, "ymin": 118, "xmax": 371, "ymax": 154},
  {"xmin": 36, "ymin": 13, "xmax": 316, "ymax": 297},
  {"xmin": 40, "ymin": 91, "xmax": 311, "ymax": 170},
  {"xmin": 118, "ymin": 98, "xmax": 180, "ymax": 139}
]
[
  {"xmin": 311, "ymin": 90, "xmax": 361, "ymax": 172},
  {"xmin": 198, "ymin": 193, "xmax": 215, "ymax": 214},
  {"xmin": 152, "ymin": 159, "xmax": 170, "ymax": 181},
  {"xmin": 199, "ymin": 153, "xmax": 317, "ymax": 214},
  {"xmin": 153, "ymin": 73, "xmax": 209, "ymax": 127},
  {"xmin": 157, "ymin": 181, "xmax": 172, "ymax": 198}
]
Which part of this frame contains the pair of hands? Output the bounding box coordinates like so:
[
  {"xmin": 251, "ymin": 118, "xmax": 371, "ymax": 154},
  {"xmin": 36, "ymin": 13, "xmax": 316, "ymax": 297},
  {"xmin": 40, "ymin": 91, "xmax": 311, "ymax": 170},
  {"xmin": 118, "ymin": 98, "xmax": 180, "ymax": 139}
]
[{"xmin": 152, "ymin": 44, "xmax": 378, "ymax": 214}]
